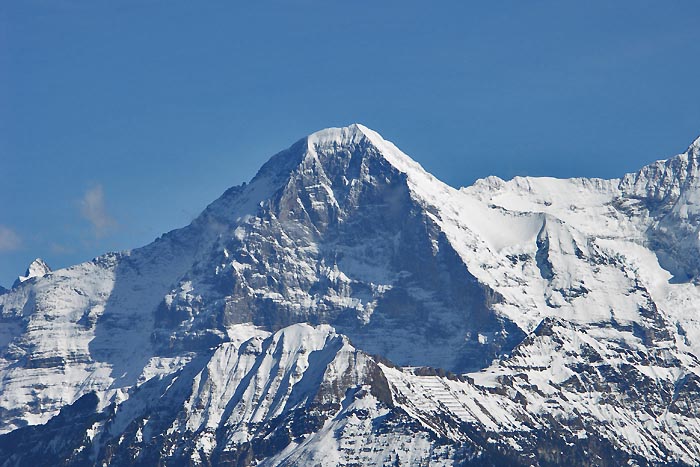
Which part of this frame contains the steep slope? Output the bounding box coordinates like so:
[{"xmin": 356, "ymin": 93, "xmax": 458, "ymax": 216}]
[
  {"xmin": 465, "ymin": 135, "xmax": 700, "ymax": 357},
  {"xmin": 156, "ymin": 125, "xmax": 522, "ymax": 372},
  {"xmin": 12, "ymin": 258, "xmax": 51, "ymax": 288},
  {"xmin": 2, "ymin": 323, "xmax": 697, "ymax": 466},
  {"xmin": 0, "ymin": 124, "xmax": 520, "ymax": 434},
  {"xmin": 620, "ymin": 135, "xmax": 700, "ymax": 281},
  {"xmin": 0, "ymin": 125, "xmax": 699, "ymax": 466}
]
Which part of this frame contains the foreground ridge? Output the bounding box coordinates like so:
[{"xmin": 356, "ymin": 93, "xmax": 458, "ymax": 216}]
[{"xmin": 1, "ymin": 125, "xmax": 700, "ymax": 466}]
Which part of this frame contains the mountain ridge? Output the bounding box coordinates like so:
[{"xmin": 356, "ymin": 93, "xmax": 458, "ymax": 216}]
[{"xmin": 1, "ymin": 125, "xmax": 700, "ymax": 466}]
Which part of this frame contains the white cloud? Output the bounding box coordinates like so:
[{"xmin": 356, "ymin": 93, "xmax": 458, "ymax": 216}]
[
  {"xmin": 0, "ymin": 225, "xmax": 21, "ymax": 252},
  {"xmin": 80, "ymin": 184, "xmax": 116, "ymax": 237}
]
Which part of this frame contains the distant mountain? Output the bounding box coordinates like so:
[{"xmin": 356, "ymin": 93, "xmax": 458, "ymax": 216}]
[
  {"xmin": 11, "ymin": 258, "xmax": 51, "ymax": 289},
  {"xmin": 1, "ymin": 125, "xmax": 699, "ymax": 466}
]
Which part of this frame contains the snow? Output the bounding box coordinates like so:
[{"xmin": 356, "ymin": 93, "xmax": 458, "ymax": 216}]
[
  {"xmin": 2, "ymin": 124, "xmax": 700, "ymax": 465},
  {"xmin": 13, "ymin": 257, "xmax": 52, "ymax": 286}
]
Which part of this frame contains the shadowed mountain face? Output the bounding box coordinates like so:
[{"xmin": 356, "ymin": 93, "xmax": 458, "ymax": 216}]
[
  {"xmin": 152, "ymin": 126, "xmax": 522, "ymax": 373},
  {"xmin": 1, "ymin": 125, "xmax": 700, "ymax": 466},
  {"xmin": 619, "ymin": 136, "xmax": 700, "ymax": 281}
]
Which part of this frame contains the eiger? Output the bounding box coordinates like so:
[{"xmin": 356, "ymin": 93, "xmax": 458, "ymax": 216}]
[{"xmin": 1, "ymin": 124, "xmax": 699, "ymax": 466}]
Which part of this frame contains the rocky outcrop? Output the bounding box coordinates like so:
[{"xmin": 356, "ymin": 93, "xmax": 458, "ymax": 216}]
[{"xmin": 1, "ymin": 125, "xmax": 700, "ymax": 465}]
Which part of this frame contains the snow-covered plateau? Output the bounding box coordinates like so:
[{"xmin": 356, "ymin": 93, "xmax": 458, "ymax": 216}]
[{"xmin": 1, "ymin": 124, "xmax": 700, "ymax": 466}]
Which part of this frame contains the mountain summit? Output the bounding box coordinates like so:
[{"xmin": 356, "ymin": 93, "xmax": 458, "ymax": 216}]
[
  {"xmin": 159, "ymin": 123, "xmax": 522, "ymax": 373},
  {"xmin": 11, "ymin": 258, "xmax": 51, "ymax": 288},
  {"xmin": 1, "ymin": 126, "xmax": 700, "ymax": 466}
]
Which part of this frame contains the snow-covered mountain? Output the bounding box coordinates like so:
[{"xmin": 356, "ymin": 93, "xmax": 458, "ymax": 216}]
[{"xmin": 1, "ymin": 124, "xmax": 699, "ymax": 466}]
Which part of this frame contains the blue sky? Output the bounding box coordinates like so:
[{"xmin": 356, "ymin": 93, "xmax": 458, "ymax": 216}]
[{"xmin": 2, "ymin": 1, "xmax": 700, "ymax": 287}]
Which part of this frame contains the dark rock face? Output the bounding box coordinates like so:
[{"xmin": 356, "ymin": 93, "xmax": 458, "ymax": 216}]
[
  {"xmin": 619, "ymin": 138, "xmax": 700, "ymax": 281},
  {"xmin": 154, "ymin": 131, "xmax": 520, "ymax": 373},
  {"xmin": 0, "ymin": 392, "xmax": 104, "ymax": 467}
]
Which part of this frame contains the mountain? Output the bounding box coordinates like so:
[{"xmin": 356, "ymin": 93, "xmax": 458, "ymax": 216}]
[
  {"xmin": 11, "ymin": 258, "xmax": 51, "ymax": 289},
  {"xmin": 1, "ymin": 124, "xmax": 699, "ymax": 466}
]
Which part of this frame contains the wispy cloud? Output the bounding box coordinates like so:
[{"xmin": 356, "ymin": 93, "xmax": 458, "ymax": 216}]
[
  {"xmin": 80, "ymin": 184, "xmax": 116, "ymax": 237},
  {"xmin": 0, "ymin": 225, "xmax": 21, "ymax": 252}
]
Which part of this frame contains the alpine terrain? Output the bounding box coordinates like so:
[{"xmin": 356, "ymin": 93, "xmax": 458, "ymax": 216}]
[{"xmin": 1, "ymin": 124, "xmax": 700, "ymax": 466}]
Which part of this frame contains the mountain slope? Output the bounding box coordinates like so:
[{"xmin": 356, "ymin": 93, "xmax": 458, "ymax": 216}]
[{"xmin": 1, "ymin": 125, "xmax": 699, "ymax": 466}]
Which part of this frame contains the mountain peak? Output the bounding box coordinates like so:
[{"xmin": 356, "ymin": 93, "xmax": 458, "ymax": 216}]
[
  {"xmin": 688, "ymin": 134, "xmax": 700, "ymax": 154},
  {"xmin": 305, "ymin": 123, "xmax": 371, "ymax": 148},
  {"xmin": 12, "ymin": 258, "xmax": 51, "ymax": 288},
  {"xmin": 305, "ymin": 123, "xmax": 439, "ymax": 191},
  {"xmin": 3, "ymin": 127, "xmax": 700, "ymax": 465},
  {"xmin": 248, "ymin": 123, "xmax": 440, "ymax": 206}
]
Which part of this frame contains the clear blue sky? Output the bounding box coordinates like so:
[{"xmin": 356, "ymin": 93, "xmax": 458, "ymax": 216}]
[{"xmin": 2, "ymin": 1, "xmax": 700, "ymax": 287}]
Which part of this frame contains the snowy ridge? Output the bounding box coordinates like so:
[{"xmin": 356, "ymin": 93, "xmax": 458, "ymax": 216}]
[
  {"xmin": 1, "ymin": 125, "xmax": 700, "ymax": 465},
  {"xmin": 11, "ymin": 258, "xmax": 52, "ymax": 288},
  {"xmin": 2, "ymin": 322, "xmax": 696, "ymax": 465}
]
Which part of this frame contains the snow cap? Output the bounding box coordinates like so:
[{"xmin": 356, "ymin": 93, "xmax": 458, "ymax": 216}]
[{"xmin": 12, "ymin": 258, "xmax": 51, "ymax": 288}]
